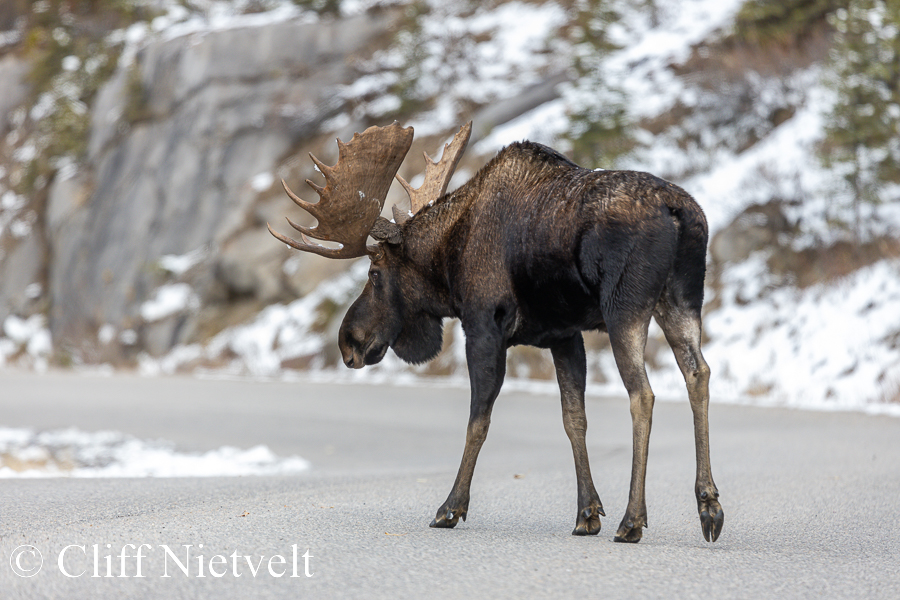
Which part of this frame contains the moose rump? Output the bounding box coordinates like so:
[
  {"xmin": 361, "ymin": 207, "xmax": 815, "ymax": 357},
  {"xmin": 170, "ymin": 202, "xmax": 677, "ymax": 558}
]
[{"xmin": 499, "ymin": 169, "xmax": 686, "ymax": 347}]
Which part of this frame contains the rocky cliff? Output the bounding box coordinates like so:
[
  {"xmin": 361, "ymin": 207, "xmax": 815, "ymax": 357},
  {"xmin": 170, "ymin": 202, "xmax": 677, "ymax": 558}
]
[
  {"xmin": 48, "ymin": 9, "xmax": 408, "ymax": 362},
  {"xmin": 3, "ymin": 4, "xmax": 414, "ymax": 364}
]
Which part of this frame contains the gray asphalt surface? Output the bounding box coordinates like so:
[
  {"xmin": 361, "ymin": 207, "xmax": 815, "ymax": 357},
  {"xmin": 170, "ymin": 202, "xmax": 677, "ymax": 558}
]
[{"xmin": 0, "ymin": 370, "xmax": 898, "ymax": 599}]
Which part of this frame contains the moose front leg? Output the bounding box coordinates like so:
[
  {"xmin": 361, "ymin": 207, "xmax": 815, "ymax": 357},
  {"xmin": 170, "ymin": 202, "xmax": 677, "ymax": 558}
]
[
  {"xmin": 551, "ymin": 335, "xmax": 604, "ymax": 536},
  {"xmin": 430, "ymin": 327, "xmax": 507, "ymax": 529}
]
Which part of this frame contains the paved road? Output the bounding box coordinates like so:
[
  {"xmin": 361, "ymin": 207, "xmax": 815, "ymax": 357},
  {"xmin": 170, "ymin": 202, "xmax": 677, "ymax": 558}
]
[{"xmin": 0, "ymin": 370, "xmax": 898, "ymax": 599}]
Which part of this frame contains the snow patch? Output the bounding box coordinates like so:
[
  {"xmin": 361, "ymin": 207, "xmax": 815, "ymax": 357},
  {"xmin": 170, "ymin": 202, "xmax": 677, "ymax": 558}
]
[
  {"xmin": 143, "ymin": 260, "xmax": 371, "ymax": 377},
  {"xmin": 158, "ymin": 247, "xmax": 208, "ymax": 276},
  {"xmin": 141, "ymin": 284, "xmax": 199, "ymax": 322},
  {"xmin": 474, "ymin": 99, "xmax": 569, "ymax": 153},
  {"xmin": 0, "ymin": 427, "xmax": 309, "ymax": 478},
  {"xmin": 250, "ymin": 171, "xmax": 275, "ymax": 192},
  {"xmin": 1, "ymin": 315, "xmax": 52, "ymax": 371},
  {"xmin": 387, "ymin": 0, "xmax": 569, "ymax": 136},
  {"xmin": 703, "ymin": 255, "xmax": 900, "ymax": 413}
]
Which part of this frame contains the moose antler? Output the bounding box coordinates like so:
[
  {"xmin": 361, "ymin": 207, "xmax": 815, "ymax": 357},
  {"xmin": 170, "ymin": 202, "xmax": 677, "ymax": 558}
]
[
  {"xmin": 393, "ymin": 121, "xmax": 472, "ymax": 224},
  {"xmin": 268, "ymin": 122, "xmax": 414, "ymax": 259}
]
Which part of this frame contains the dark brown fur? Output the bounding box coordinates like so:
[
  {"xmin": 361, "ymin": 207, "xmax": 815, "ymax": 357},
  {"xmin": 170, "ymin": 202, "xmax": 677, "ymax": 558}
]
[{"xmin": 338, "ymin": 140, "xmax": 723, "ymax": 542}]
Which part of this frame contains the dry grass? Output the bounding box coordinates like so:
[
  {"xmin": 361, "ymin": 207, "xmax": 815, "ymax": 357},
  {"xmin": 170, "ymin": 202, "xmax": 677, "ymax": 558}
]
[
  {"xmin": 768, "ymin": 236, "xmax": 900, "ymax": 289},
  {"xmin": 879, "ymin": 375, "xmax": 900, "ymax": 405},
  {"xmin": 0, "ymin": 453, "xmax": 74, "ymax": 473}
]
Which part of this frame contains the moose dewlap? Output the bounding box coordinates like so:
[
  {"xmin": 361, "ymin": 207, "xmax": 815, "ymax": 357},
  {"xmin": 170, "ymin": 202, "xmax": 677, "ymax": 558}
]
[{"xmin": 269, "ymin": 121, "xmax": 723, "ymax": 543}]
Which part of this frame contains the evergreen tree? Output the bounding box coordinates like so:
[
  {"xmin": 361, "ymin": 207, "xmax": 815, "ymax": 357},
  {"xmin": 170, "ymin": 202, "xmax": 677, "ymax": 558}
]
[
  {"xmin": 734, "ymin": 0, "xmax": 841, "ymax": 45},
  {"xmin": 563, "ymin": 0, "xmax": 633, "ymax": 168},
  {"xmin": 821, "ymin": 0, "xmax": 900, "ymax": 241}
]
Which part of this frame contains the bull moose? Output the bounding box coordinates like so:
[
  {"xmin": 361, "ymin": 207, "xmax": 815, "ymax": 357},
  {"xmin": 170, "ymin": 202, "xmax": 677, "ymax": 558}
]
[{"xmin": 269, "ymin": 121, "xmax": 723, "ymax": 543}]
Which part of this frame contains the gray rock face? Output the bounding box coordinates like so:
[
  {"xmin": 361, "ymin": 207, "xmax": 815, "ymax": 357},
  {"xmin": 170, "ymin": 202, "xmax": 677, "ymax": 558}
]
[
  {"xmin": 45, "ymin": 11, "xmax": 399, "ymax": 358},
  {"xmin": 217, "ymin": 227, "xmax": 287, "ymax": 302},
  {"xmin": 0, "ymin": 55, "xmax": 29, "ymax": 136},
  {"xmin": 709, "ymin": 202, "xmax": 792, "ymax": 265},
  {"xmin": 0, "ymin": 233, "xmax": 45, "ymax": 325}
]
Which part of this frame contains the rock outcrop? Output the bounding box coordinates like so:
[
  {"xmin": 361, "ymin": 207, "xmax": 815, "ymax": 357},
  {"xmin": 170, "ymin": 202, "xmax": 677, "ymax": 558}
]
[{"xmin": 42, "ymin": 9, "xmax": 401, "ymax": 360}]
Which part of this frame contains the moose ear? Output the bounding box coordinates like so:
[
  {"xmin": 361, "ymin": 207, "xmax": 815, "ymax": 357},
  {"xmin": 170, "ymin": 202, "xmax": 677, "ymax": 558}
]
[{"xmin": 370, "ymin": 216, "xmax": 403, "ymax": 245}]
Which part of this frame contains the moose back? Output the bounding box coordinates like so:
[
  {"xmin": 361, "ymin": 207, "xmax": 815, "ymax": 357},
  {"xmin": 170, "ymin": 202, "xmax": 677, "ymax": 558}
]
[{"xmin": 269, "ymin": 122, "xmax": 723, "ymax": 543}]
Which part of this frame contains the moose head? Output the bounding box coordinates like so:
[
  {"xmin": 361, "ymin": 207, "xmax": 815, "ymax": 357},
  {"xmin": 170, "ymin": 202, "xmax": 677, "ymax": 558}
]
[{"xmin": 268, "ymin": 121, "xmax": 472, "ymax": 371}]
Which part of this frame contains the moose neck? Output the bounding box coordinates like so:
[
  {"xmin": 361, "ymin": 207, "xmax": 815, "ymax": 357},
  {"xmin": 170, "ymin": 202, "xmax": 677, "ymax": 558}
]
[
  {"xmin": 401, "ymin": 140, "xmax": 576, "ymax": 253},
  {"xmin": 395, "ymin": 141, "xmax": 581, "ymax": 319},
  {"xmin": 397, "ymin": 187, "xmax": 476, "ymax": 320}
]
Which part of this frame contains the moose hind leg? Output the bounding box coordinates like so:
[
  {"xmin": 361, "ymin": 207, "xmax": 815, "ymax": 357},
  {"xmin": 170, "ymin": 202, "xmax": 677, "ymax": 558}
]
[
  {"xmin": 608, "ymin": 316, "xmax": 656, "ymax": 543},
  {"xmin": 430, "ymin": 329, "xmax": 506, "ymax": 529},
  {"xmin": 551, "ymin": 335, "xmax": 605, "ymax": 536},
  {"xmin": 655, "ymin": 306, "xmax": 723, "ymax": 542}
]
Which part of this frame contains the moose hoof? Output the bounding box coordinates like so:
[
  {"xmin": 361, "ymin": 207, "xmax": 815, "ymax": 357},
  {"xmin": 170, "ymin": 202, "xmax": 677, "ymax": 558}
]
[
  {"xmin": 572, "ymin": 503, "xmax": 604, "ymax": 536},
  {"xmin": 700, "ymin": 507, "xmax": 724, "ymax": 542},
  {"xmin": 429, "ymin": 507, "xmax": 465, "ymax": 529},
  {"xmin": 613, "ymin": 518, "xmax": 643, "ymax": 543}
]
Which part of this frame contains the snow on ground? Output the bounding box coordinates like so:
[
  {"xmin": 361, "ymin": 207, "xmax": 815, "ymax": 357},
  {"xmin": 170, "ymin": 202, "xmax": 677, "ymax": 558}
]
[
  {"xmin": 661, "ymin": 68, "xmax": 848, "ymax": 241},
  {"xmin": 407, "ymin": 0, "xmax": 568, "ymax": 104},
  {"xmin": 703, "ymin": 256, "xmax": 900, "ymax": 416},
  {"xmin": 606, "ymin": 0, "xmax": 746, "ymax": 120},
  {"xmin": 473, "ymin": 99, "xmax": 570, "ymax": 154},
  {"xmin": 472, "ymin": 0, "xmax": 748, "ymax": 153},
  {"xmin": 371, "ymin": 0, "xmax": 570, "ymax": 137},
  {"xmin": 0, "ymin": 426, "xmax": 309, "ymax": 478}
]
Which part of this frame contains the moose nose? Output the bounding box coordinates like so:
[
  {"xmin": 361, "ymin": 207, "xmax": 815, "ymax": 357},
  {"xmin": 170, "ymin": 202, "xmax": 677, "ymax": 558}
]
[
  {"xmin": 339, "ymin": 324, "xmax": 368, "ymax": 368},
  {"xmin": 341, "ymin": 347, "xmax": 364, "ymax": 369}
]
